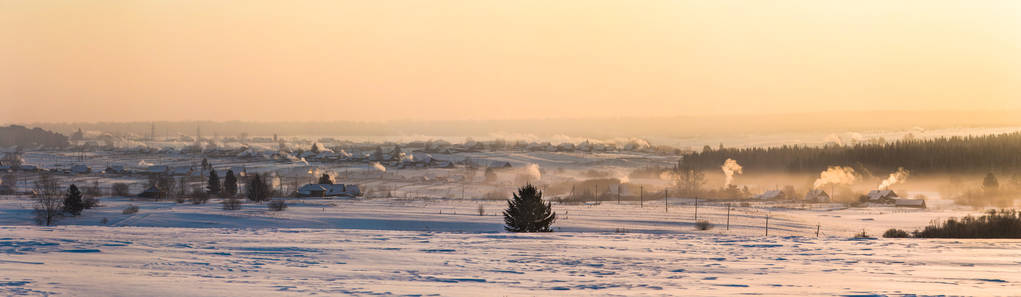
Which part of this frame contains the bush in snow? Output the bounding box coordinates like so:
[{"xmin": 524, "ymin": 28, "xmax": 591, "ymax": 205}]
[
  {"xmin": 190, "ymin": 186, "xmax": 210, "ymax": 204},
  {"xmin": 695, "ymin": 220, "xmax": 713, "ymax": 231},
  {"xmin": 246, "ymin": 173, "xmax": 272, "ymax": 203},
  {"xmin": 84, "ymin": 181, "xmax": 103, "ymax": 197},
  {"xmin": 222, "ymin": 198, "xmax": 241, "ymax": 210},
  {"xmin": 503, "ymin": 184, "xmax": 556, "ymax": 232},
  {"xmin": 914, "ymin": 209, "xmax": 1021, "ymax": 238},
  {"xmin": 268, "ymin": 199, "xmax": 287, "ymax": 211},
  {"xmin": 122, "ymin": 205, "xmax": 139, "ymax": 215},
  {"xmin": 111, "ymin": 183, "xmax": 131, "ymax": 197},
  {"xmin": 83, "ymin": 196, "xmax": 100, "ymax": 209},
  {"xmin": 883, "ymin": 228, "xmax": 910, "ymax": 238}
]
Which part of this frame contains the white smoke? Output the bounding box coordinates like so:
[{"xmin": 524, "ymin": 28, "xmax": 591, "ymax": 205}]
[
  {"xmin": 371, "ymin": 162, "xmax": 386, "ymax": 172},
  {"xmin": 823, "ymin": 134, "xmax": 843, "ymax": 146},
  {"xmin": 878, "ymin": 167, "xmax": 910, "ymax": 190},
  {"xmin": 524, "ymin": 163, "xmax": 541, "ymax": 181},
  {"xmin": 813, "ymin": 166, "xmax": 858, "ymax": 189},
  {"xmin": 617, "ymin": 172, "xmax": 631, "ymax": 184},
  {"xmin": 721, "ymin": 158, "xmax": 743, "ymax": 186}
]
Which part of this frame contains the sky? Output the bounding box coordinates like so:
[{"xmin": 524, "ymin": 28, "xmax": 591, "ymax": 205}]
[{"xmin": 1, "ymin": 1, "xmax": 1019, "ymax": 123}]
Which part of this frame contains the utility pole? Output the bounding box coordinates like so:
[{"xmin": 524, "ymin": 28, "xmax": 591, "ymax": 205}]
[
  {"xmin": 816, "ymin": 223, "xmax": 820, "ymax": 237},
  {"xmin": 640, "ymin": 186, "xmax": 643, "ymax": 208},
  {"xmin": 665, "ymin": 189, "xmax": 668, "ymax": 212},
  {"xmin": 726, "ymin": 203, "xmax": 731, "ymax": 230},
  {"xmin": 617, "ymin": 184, "xmax": 620, "ymax": 205},
  {"xmin": 765, "ymin": 212, "xmax": 770, "ymax": 236},
  {"xmin": 694, "ymin": 197, "xmax": 698, "ymax": 222}
]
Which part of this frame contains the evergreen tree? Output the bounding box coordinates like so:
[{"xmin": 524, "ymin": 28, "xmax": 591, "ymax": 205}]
[
  {"xmin": 503, "ymin": 184, "xmax": 556, "ymax": 232},
  {"xmin": 983, "ymin": 172, "xmax": 1000, "ymax": 194},
  {"xmin": 392, "ymin": 145, "xmax": 402, "ymax": 160},
  {"xmin": 63, "ymin": 184, "xmax": 85, "ymax": 216},
  {"xmin": 318, "ymin": 173, "xmax": 333, "ymax": 184},
  {"xmin": 207, "ymin": 170, "xmax": 221, "ymax": 195},
  {"xmin": 223, "ymin": 170, "xmax": 238, "ymax": 198},
  {"xmin": 311, "ymin": 142, "xmax": 320, "ymax": 154},
  {"xmin": 246, "ymin": 173, "xmax": 272, "ymax": 202},
  {"xmin": 201, "ymin": 158, "xmax": 210, "ymax": 172}
]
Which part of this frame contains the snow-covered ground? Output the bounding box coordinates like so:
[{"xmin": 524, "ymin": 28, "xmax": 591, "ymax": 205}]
[{"xmin": 2, "ymin": 196, "xmax": 1019, "ymax": 296}]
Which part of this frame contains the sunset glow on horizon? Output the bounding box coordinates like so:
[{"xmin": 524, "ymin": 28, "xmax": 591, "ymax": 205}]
[{"xmin": 3, "ymin": 0, "xmax": 1019, "ymax": 123}]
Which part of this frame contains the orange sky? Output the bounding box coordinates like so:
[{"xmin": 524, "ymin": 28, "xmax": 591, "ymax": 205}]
[{"xmin": 2, "ymin": 1, "xmax": 1019, "ymax": 123}]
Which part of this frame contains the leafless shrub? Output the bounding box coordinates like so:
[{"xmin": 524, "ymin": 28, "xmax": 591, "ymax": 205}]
[
  {"xmin": 695, "ymin": 220, "xmax": 713, "ymax": 230},
  {"xmin": 222, "ymin": 198, "xmax": 241, "ymax": 210},
  {"xmin": 33, "ymin": 174, "xmax": 63, "ymax": 226},
  {"xmin": 122, "ymin": 205, "xmax": 139, "ymax": 215},
  {"xmin": 267, "ymin": 199, "xmax": 287, "ymax": 211}
]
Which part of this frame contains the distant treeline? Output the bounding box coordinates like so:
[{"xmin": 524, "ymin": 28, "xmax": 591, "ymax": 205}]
[
  {"xmin": 0, "ymin": 125, "xmax": 69, "ymax": 148},
  {"xmin": 682, "ymin": 132, "xmax": 1021, "ymax": 175}
]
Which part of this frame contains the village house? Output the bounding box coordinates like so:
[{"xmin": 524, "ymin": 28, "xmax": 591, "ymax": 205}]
[
  {"xmin": 753, "ymin": 190, "xmax": 787, "ymax": 200},
  {"xmin": 103, "ymin": 165, "xmax": 127, "ymax": 174},
  {"xmin": 146, "ymin": 165, "xmax": 170, "ymax": 175},
  {"xmin": 865, "ymin": 190, "xmax": 898, "ymax": 203},
  {"xmin": 894, "ymin": 198, "xmax": 926, "ymax": 208},
  {"xmin": 803, "ymin": 189, "xmax": 830, "ymax": 202},
  {"xmin": 297, "ymin": 183, "xmax": 361, "ymax": 198},
  {"xmin": 70, "ymin": 164, "xmax": 91, "ymax": 174}
]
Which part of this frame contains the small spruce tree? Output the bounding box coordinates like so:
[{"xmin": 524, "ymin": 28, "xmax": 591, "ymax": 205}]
[
  {"xmin": 207, "ymin": 170, "xmax": 221, "ymax": 195},
  {"xmin": 63, "ymin": 184, "xmax": 85, "ymax": 216},
  {"xmin": 318, "ymin": 173, "xmax": 333, "ymax": 184},
  {"xmin": 503, "ymin": 184, "xmax": 556, "ymax": 232},
  {"xmin": 246, "ymin": 173, "xmax": 272, "ymax": 202},
  {"xmin": 223, "ymin": 170, "xmax": 238, "ymax": 198}
]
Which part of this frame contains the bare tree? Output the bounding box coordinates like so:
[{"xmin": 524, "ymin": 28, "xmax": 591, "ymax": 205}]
[
  {"xmin": 33, "ymin": 174, "xmax": 63, "ymax": 226},
  {"xmin": 111, "ymin": 183, "xmax": 131, "ymax": 197},
  {"xmin": 674, "ymin": 159, "xmax": 705, "ymax": 197}
]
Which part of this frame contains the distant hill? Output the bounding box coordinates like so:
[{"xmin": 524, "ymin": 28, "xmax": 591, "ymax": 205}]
[{"xmin": 0, "ymin": 125, "xmax": 69, "ymax": 148}]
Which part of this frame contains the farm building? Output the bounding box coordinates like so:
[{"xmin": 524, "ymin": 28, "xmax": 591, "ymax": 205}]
[
  {"xmin": 753, "ymin": 190, "xmax": 787, "ymax": 200},
  {"xmin": 70, "ymin": 165, "xmax": 91, "ymax": 174},
  {"xmin": 138, "ymin": 186, "xmax": 161, "ymax": 199},
  {"xmin": 146, "ymin": 165, "xmax": 170, "ymax": 175},
  {"xmin": 103, "ymin": 165, "xmax": 127, "ymax": 174},
  {"xmin": 0, "ymin": 152, "xmax": 24, "ymax": 168},
  {"xmin": 297, "ymin": 184, "xmax": 361, "ymax": 198},
  {"xmin": 803, "ymin": 189, "xmax": 830, "ymax": 202},
  {"xmin": 865, "ymin": 190, "xmax": 899, "ymax": 203},
  {"xmin": 894, "ymin": 198, "xmax": 926, "ymax": 208},
  {"xmin": 171, "ymin": 166, "xmax": 193, "ymax": 176}
]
